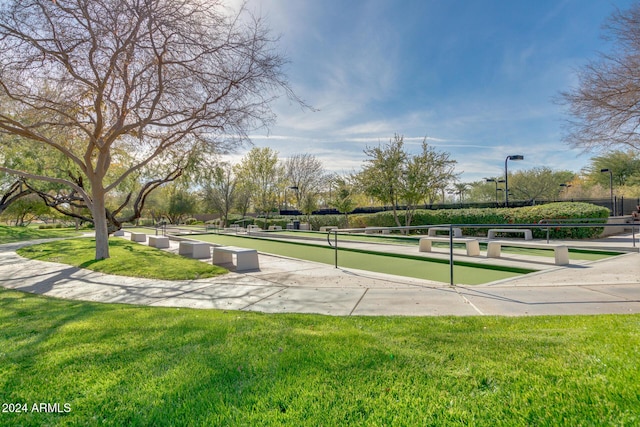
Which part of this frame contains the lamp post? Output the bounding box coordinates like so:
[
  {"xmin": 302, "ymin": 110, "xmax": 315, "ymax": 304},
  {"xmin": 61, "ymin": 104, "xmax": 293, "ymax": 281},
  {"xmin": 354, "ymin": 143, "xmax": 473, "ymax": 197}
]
[
  {"xmin": 504, "ymin": 155, "xmax": 524, "ymax": 207},
  {"xmin": 559, "ymin": 183, "xmax": 572, "ymax": 201},
  {"xmin": 600, "ymin": 168, "xmax": 614, "ymax": 216},
  {"xmin": 485, "ymin": 178, "xmax": 505, "ymax": 206}
]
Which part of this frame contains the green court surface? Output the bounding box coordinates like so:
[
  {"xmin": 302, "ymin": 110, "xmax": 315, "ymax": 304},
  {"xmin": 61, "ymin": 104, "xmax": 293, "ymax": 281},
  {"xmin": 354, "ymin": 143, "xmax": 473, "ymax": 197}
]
[
  {"xmin": 262, "ymin": 230, "xmax": 618, "ymax": 261},
  {"xmin": 189, "ymin": 233, "xmax": 532, "ymax": 285},
  {"xmin": 121, "ymin": 228, "xmax": 620, "ymax": 284}
]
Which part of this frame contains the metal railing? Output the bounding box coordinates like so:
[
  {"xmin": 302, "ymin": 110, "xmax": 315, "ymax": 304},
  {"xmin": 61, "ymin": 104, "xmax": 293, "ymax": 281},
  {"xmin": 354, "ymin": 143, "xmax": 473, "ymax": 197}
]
[{"xmin": 327, "ymin": 222, "xmax": 638, "ymax": 287}]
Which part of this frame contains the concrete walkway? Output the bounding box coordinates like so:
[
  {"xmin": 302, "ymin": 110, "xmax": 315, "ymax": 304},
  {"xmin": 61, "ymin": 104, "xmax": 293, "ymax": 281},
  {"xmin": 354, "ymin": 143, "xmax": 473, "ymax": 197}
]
[{"xmin": 1, "ymin": 234, "xmax": 639, "ymax": 316}]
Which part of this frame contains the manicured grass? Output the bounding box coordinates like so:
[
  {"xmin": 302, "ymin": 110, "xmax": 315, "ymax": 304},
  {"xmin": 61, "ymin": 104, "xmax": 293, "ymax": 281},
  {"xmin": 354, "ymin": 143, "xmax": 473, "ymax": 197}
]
[
  {"xmin": 16, "ymin": 238, "xmax": 227, "ymax": 280},
  {"xmin": 0, "ymin": 225, "xmax": 82, "ymax": 244},
  {"xmin": 1, "ymin": 288, "xmax": 639, "ymax": 426},
  {"xmin": 190, "ymin": 233, "xmax": 531, "ymax": 284}
]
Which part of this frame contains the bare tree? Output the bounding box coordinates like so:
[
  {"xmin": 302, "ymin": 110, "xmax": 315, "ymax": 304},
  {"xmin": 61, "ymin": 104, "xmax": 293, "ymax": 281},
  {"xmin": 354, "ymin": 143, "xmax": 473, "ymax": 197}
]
[
  {"xmin": 284, "ymin": 153, "xmax": 326, "ymax": 208},
  {"xmin": 203, "ymin": 162, "xmax": 237, "ymax": 227},
  {"xmin": 560, "ymin": 3, "xmax": 640, "ymax": 152},
  {"xmin": 0, "ymin": 0, "xmax": 295, "ymax": 259}
]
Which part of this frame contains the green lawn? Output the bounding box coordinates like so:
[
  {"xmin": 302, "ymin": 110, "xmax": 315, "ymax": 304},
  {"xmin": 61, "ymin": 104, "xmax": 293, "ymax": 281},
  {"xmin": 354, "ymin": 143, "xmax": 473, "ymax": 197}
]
[
  {"xmin": 0, "ymin": 225, "xmax": 82, "ymax": 244},
  {"xmin": 16, "ymin": 238, "xmax": 227, "ymax": 280},
  {"xmin": 1, "ymin": 288, "xmax": 639, "ymax": 426}
]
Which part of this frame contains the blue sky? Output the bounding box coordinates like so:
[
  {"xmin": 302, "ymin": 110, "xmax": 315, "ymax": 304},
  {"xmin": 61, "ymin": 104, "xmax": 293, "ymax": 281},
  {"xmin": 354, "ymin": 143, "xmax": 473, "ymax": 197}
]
[{"xmin": 232, "ymin": 0, "xmax": 635, "ymax": 182}]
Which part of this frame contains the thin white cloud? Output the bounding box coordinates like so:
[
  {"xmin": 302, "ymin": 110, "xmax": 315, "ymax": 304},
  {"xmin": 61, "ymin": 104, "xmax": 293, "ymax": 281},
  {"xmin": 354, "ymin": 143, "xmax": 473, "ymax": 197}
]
[{"xmin": 221, "ymin": 0, "xmax": 622, "ymax": 184}]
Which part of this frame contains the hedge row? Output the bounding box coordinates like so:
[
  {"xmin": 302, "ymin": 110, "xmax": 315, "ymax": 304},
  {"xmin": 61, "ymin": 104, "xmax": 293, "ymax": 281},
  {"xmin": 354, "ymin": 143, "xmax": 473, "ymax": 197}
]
[
  {"xmin": 221, "ymin": 214, "xmax": 350, "ymax": 230},
  {"xmin": 349, "ymin": 202, "xmax": 609, "ymax": 239}
]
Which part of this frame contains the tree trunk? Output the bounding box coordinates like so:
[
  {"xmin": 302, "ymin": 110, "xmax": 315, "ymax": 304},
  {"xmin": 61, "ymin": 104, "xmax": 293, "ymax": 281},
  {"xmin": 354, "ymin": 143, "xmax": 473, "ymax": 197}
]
[
  {"xmin": 391, "ymin": 195, "xmax": 402, "ymax": 228},
  {"xmin": 92, "ymin": 189, "xmax": 110, "ymax": 260}
]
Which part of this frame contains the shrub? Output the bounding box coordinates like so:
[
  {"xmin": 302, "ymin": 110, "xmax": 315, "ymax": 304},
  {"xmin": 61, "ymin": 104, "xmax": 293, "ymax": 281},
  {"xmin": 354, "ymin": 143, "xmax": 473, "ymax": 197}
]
[
  {"xmin": 348, "ymin": 202, "xmax": 609, "ymax": 239},
  {"xmin": 309, "ymin": 215, "xmax": 349, "ymax": 231}
]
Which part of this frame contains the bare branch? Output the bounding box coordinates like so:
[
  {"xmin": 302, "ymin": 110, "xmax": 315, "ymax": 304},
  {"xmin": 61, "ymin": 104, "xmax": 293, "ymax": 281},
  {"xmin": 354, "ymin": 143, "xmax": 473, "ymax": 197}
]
[{"xmin": 559, "ymin": 3, "xmax": 640, "ymax": 152}]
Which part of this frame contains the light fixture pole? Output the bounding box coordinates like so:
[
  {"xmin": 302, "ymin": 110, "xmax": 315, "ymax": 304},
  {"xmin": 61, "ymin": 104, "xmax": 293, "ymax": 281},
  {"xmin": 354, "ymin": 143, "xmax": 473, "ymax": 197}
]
[
  {"xmin": 485, "ymin": 178, "xmax": 505, "ymax": 206},
  {"xmin": 559, "ymin": 183, "xmax": 572, "ymax": 201},
  {"xmin": 504, "ymin": 155, "xmax": 524, "ymax": 208},
  {"xmin": 600, "ymin": 168, "xmax": 614, "ymax": 216}
]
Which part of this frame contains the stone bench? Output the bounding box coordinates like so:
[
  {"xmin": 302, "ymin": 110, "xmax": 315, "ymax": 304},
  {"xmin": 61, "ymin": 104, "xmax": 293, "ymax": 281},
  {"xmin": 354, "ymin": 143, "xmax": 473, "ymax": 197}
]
[
  {"xmin": 148, "ymin": 235, "xmax": 170, "ymax": 249},
  {"xmin": 365, "ymin": 227, "xmax": 390, "ymax": 234},
  {"xmin": 487, "ymin": 240, "xmax": 569, "ymax": 265},
  {"xmin": 487, "ymin": 228, "xmax": 532, "ymax": 240},
  {"xmin": 130, "ymin": 232, "xmax": 147, "ymax": 243},
  {"xmin": 268, "ymin": 225, "xmax": 282, "ymax": 231},
  {"xmin": 223, "ymin": 227, "xmax": 246, "ymax": 233},
  {"xmin": 319, "ymin": 226, "xmax": 337, "ymax": 232},
  {"xmin": 178, "ymin": 241, "xmax": 211, "ymax": 259},
  {"xmin": 419, "ymin": 237, "xmax": 480, "ymax": 257},
  {"xmin": 113, "ymin": 229, "xmax": 125, "ymax": 237},
  {"xmin": 212, "ymin": 246, "xmax": 259, "ymax": 272},
  {"xmin": 427, "ymin": 227, "xmax": 463, "ymax": 237}
]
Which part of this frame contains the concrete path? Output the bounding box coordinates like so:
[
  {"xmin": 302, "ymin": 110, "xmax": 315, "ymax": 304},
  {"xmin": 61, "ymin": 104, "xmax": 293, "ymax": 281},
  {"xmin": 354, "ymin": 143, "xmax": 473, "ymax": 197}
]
[{"xmin": 1, "ymin": 234, "xmax": 639, "ymax": 317}]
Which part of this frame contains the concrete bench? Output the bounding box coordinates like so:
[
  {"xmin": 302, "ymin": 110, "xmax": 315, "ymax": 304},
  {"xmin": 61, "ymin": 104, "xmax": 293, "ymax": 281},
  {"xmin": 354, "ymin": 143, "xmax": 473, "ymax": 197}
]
[
  {"xmin": 365, "ymin": 227, "xmax": 390, "ymax": 234},
  {"xmin": 487, "ymin": 240, "xmax": 569, "ymax": 265},
  {"xmin": 427, "ymin": 227, "xmax": 463, "ymax": 237},
  {"xmin": 178, "ymin": 241, "xmax": 211, "ymax": 259},
  {"xmin": 268, "ymin": 225, "xmax": 282, "ymax": 231},
  {"xmin": 130, "ymin": 232, "xmax": 147, "ymax": 243},
  {"xmin": 212, "ymin": 246, "xmax": 259, "ymax": 272},
  {"xmin": 419, "ymin": 237, "xmax": 480, "ymax": 256},
  {"xmin": 223, "ymin": 227, "xmax": 245, "ymax": 233},
  {"xmin": 113, "ymin": 229, "xmax": 125, "ymax": 237},
  {"xmin": 148, "ymin": 236, "xmax": 170, "ymax": 249},
  {"xmin": 487, "ymin": 228, "xmax": 532, "ymax": 240},
  {"xmin": 319, "ymin": 226, "xmax": 337, "ymax": 232}
]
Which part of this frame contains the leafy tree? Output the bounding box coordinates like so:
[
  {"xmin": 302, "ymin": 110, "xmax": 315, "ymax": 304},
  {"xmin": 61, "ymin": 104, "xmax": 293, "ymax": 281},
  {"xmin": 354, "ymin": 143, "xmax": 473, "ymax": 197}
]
[
  {"xmin": 508, "ymin": 167, "xmax": 576, "ymax": 203},
  {"xmin": 450, "ymin": 182, "xmax": 470, "ymax": 203},
  {"xmin": 0, "ymin": 0, "xmax": 294, "ymax": 259},
  {"xmin": 331, "ymin": 176, "xmax": 356, "ymax": 227},
  {"xmin": 560, "ymin": 3, "xmax": 640, "ymax": 152},
  {"xmin": 142, "ymin": 184, "xmax": 195, "ymax": 225},
  {"xmin": 357, "ymin": 135, "xmax": 458, "ymax": 227},
  {"xmin": 165, "ymin": 187, "xmax": 197, "ymax": 225},
  {"xmin": 358, "ymin": 135, "xmax": 407, "ymax": 226},
  {"xmin": 466, "ymin": 178, "xmax": 505, "ymax": 204},
  {"xmin": 582, "ymin": 150, "xmax": 640, "ymax": 187},
  {"xmin": 1, "ymin": 194, "xmax": 50, "ymax": 226},
  {"xmin": 236, "ymin": 147, "xmax": 283, "ymax": 219},
  {"xmin": 300, "ymin": 193, "xmax": 319, "ymax": 224}
]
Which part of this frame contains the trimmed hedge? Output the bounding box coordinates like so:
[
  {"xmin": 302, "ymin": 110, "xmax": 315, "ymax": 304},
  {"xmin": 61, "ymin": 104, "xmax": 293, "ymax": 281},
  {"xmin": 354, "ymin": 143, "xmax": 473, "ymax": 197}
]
[
  {"xmin": 349, "ymin": 202, "xmax": 609, "ymax": 239},
  {"xmin": 38, "ymin": 223, "xmax": 64, "ymax": 229}
]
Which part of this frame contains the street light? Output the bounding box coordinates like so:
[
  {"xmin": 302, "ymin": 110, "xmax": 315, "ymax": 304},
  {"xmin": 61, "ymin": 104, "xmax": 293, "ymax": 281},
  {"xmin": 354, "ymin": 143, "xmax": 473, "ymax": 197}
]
[
  {"xmin": 600, "ymin": 168, "xmax": 614, "ymax": 216},
  {"xmin": 504, "ymin": 155, "xmax": 524, "ymax": 207},
  {"xmin": 485, "ymin": 177, "xmax": 505, "ymax": 205},
  {"xmin": 559, "ymin": 183, "xmax": 572, "ymax": 201}
]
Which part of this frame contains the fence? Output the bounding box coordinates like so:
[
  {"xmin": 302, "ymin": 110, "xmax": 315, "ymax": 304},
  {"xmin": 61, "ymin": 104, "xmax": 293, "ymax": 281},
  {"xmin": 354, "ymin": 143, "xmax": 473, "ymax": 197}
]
[
  {"xmin": 327, "ymin": 222, "xmax": 638, "ymax": 287},
  {"xmin": 282, "ymin": 197, "xmax": 640, "ymax": 217}
]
